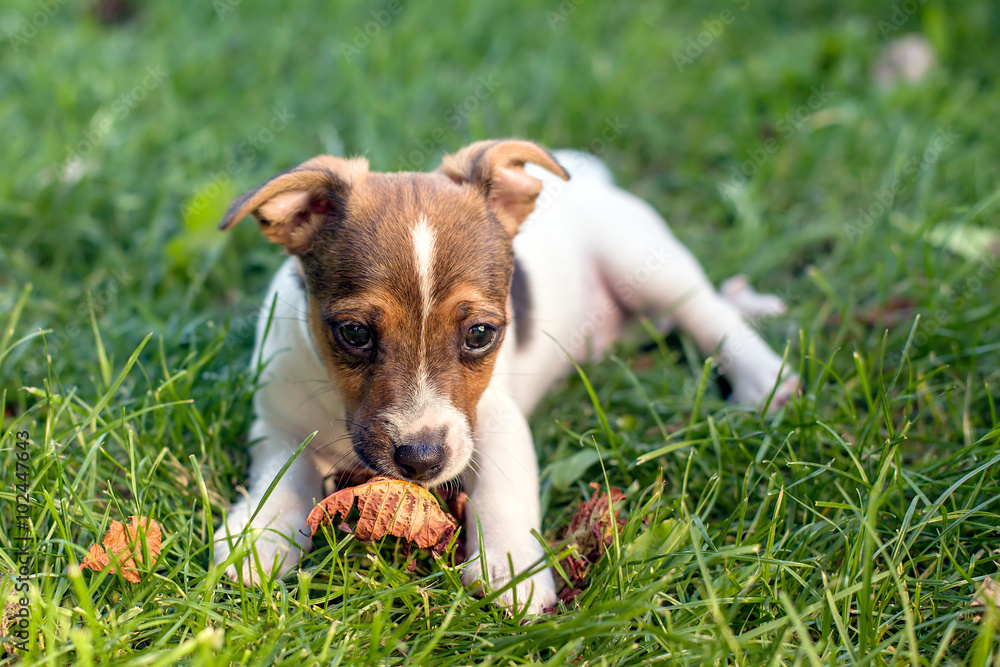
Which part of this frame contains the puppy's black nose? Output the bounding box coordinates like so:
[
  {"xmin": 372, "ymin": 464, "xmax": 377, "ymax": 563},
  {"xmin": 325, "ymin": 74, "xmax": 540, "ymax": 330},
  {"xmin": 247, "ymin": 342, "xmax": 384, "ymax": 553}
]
[{"xmin": 394, "ymin": 437, "xmax": 446, "ymax": 481}]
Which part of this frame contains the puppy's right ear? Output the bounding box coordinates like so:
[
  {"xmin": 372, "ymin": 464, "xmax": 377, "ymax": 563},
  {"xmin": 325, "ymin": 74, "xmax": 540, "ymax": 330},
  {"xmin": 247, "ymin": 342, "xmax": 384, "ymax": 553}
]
[{"xmin": 218, "ymin": 155, "xmax": 369, "ymax": 254}]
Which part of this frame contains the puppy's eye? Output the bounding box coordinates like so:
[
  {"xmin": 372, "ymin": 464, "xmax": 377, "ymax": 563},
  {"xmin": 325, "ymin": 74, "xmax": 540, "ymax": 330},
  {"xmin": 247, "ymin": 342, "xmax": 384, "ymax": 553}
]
[
  {"xmin": 464, "ymin": 324, "xmax": 497, "ymax": 350},
  {"xmin": 337, "ymin": 322, "xmax": 372, "ymax": 349}
]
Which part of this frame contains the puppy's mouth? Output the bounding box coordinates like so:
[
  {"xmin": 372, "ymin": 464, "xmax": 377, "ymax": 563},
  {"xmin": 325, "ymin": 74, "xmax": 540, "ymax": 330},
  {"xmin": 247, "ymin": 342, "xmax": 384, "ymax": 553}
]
[{"xmin": 350, "ymin": 421, "xmax": 452, "ymax": 487}]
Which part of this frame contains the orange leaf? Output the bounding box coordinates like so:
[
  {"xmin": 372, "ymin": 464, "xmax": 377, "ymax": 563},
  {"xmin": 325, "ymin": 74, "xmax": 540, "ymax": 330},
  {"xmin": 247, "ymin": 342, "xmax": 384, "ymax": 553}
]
[
  {"xmin": 80, "ymin": 543, "xmax": 110, "ymax": 571},
  {"xmin": 79, "ymin": 516, "xmax": 162, "ymax": 583},
  {"xmin": 306, "ymin": 476, "xmax": 456, "ymax": 554}
]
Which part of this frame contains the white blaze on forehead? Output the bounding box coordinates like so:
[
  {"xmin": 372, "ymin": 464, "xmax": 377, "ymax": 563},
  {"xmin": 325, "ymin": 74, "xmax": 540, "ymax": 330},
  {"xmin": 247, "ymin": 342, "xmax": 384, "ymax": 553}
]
[
  {"xmin": 396, "ymin": 217, "xmax": 475, "ymax": 480},
  {"xmin": 411, "ymin": 215, "xmax": 436, "ymax": 334},
  {"xmin": 411, "ymin": 215, "xmax": 437, "ymax": 397}
]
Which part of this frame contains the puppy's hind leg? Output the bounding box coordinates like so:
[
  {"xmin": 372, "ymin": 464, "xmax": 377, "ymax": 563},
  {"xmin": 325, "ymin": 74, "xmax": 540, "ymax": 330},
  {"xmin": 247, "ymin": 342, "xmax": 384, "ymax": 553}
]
[
  {"xmin": 585, "ymin": 187, "xmax": 795, "ymax": 408},
  {"xmin": 213, "ymin": 420, "xmax": 324, "ymax": 585},
  {"xmin": 720, "ymin": 274, "xmax": 788, "ymax": 320}
]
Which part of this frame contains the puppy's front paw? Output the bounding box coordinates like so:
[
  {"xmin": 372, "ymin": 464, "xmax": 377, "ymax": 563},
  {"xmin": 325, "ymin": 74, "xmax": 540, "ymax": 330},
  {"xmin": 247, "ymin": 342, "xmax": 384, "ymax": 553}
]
[
  {"xmin": 213, "ymin": 500, "xmax": 310, "ymax": 586},
  {"xmin": 462, "ymin": 543, "xmax": 556, "ymax": 615},
  {"xmin": 215, "ymin": 529, "xmax": 304, "ymax": 586}
]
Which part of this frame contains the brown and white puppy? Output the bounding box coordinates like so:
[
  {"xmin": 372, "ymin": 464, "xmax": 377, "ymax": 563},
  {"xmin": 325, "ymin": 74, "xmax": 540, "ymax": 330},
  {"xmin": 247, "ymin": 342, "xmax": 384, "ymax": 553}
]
[{"xmin": 213, "ymin": 139, "xmax": 795, "ymax": 613}]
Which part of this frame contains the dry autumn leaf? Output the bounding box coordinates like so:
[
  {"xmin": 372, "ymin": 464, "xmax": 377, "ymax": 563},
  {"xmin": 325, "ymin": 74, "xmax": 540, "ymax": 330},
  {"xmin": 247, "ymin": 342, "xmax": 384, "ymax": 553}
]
[
  {"xmin": 80, "ymin": 516, "xmax": 162, "ymax": 583},
  {"xmin": 556, "ymin": 482, "xmax": 627, "ymax": 605},
  {"xmin": 1, "ymin": 593, "xmax": 21, "ymax": 655},
  {"xmin": 306, "ymin": 476, "xmax": 456, "ymax": 554},
  {"xmin": 972, "ymin": 575, "xmax": 1000, "ymax": 610}
]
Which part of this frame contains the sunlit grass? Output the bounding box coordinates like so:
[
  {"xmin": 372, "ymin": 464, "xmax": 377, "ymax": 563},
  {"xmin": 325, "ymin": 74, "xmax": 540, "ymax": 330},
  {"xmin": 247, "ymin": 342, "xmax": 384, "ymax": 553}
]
[{"xmin": 2, "ymin": 0, "xmax": 999, "ymax": 664}]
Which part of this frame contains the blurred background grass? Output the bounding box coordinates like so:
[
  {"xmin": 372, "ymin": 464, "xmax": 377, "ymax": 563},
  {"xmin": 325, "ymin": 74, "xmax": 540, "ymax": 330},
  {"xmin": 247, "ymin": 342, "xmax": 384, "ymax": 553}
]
[
  {"xmin": 1, "ymin": 1, "xmax": 997, "ymax": 360},
  {"xmin": 2, "ymin": 0, "xmax": 997, "ymax": 365}
]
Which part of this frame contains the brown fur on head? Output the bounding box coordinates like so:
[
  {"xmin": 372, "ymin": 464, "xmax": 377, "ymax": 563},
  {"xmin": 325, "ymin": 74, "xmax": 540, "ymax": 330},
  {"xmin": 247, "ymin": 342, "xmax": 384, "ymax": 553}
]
[{"xmin": 220, "ymin": 139, "xmax": 568, "ymax": 484}]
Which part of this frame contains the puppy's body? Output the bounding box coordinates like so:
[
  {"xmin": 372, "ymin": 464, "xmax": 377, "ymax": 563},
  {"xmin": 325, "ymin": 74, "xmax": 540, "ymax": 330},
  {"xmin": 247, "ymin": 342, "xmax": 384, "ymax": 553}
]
[{"xmin": 214, "ymin": 143, "xmax": 793, "ymax": 613}]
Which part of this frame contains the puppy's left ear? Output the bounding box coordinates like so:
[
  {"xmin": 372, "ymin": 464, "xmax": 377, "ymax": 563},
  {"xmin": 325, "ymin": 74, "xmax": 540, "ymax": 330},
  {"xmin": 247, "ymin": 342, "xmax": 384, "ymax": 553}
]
[
  {"xmin": 218, "ymin": 155, "xmax": 369, "ymax": 254},
  {"xmin": 438, "ymin": 139, "xmax": 569, "ymax": 236}
]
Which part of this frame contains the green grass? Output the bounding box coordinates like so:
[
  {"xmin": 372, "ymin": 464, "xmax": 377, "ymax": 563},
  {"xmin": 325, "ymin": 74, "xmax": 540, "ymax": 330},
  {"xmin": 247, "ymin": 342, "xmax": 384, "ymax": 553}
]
[{"xmin": 2, "ymin": 0, "xmax": 1000, "ymax": 664}]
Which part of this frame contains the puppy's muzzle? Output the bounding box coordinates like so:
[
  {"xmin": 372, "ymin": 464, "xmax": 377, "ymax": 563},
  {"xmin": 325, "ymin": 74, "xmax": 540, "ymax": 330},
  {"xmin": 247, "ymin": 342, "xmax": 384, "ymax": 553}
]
[{"xmin": 393, "ymin": 428, "xmax": 447, "ymax": 482}]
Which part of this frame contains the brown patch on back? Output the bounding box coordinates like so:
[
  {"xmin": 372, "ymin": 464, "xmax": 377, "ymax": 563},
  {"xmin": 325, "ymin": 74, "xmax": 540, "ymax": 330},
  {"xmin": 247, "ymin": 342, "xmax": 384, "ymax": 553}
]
[{"xmin": 510, "ymin": 257, "xmax": 532, "ymax": 348}]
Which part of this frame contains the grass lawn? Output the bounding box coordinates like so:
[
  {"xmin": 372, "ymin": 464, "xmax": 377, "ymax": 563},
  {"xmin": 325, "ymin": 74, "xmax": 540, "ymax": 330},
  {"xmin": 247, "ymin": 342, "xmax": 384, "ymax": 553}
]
[{"xmin": 2, "ymin": 0, "xmax": 1000, "ymax": 664}]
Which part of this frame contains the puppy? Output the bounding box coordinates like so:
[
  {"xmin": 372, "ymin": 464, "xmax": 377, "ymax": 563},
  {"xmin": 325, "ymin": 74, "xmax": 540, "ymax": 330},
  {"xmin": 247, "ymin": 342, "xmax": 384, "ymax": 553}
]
[{"xmin": 213, "ymin": 139, "xmax": 795, "ymax": 613}]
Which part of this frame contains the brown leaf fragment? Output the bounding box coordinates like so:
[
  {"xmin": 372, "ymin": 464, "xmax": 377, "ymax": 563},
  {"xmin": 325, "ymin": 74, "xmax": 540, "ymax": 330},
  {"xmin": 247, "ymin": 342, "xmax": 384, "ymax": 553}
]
[
  {"xmin": 827, "ymin": 295, "xmax": 916, "ymax": 328},
  {"xmin": 556, "ymin": 587, "xmax": 582, "ymax": 607},
  {"xmin": 441, "ymin": 489, "xmax": 468, "ymax": 563},
  {"xmin": 567, "ymin": 483, "xmax": 627, "ymax": 556},
  {"xmin": 1, "ymin": 590, "xmax": 22, "ymax": 655},
  {"xmin": 854, "ymin": 295, "xmax": 916, "ymax": 327},
  {"xmin": 557, "ymin": 482, "xmax": 627, "ymax": 603},
  {"xmin": 79, "ymin": 516, "xmax": 162, "ymax": 583},
  {"xmin": 306, "ymin": 476, "xmax": 456, "ymax": 554},
  {"xmin": 972, "ymin": 575, "xmax": 1000, "ymax": 610}
]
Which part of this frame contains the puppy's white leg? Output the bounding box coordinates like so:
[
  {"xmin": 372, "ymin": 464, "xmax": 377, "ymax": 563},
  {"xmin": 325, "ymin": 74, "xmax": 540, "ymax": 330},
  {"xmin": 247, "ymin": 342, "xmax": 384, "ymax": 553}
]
[
  {"xmin": 213, "ymin": 420, "xmax": 323, "ymax": 585},
  {"xmin": 460, "ymin": 388, "xmax": 555, "ymax": 614},
  {"xmin": 586, "ymin": 189, "xmax": 795, "ymax": 407}
]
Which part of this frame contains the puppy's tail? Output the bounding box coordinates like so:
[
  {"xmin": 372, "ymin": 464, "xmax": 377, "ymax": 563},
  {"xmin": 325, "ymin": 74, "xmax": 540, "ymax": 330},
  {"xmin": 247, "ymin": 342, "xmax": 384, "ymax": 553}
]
[{"xmin": 551, "ymin": 150, "xmax": 615, "ymax": 185}]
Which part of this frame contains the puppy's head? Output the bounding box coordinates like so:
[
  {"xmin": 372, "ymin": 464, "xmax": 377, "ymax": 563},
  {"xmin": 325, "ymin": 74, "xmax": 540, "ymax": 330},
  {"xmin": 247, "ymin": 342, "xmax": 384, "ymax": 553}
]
[{"xmin": 220, "ymin": 140, "xmax": 568, "ymax": 485}]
